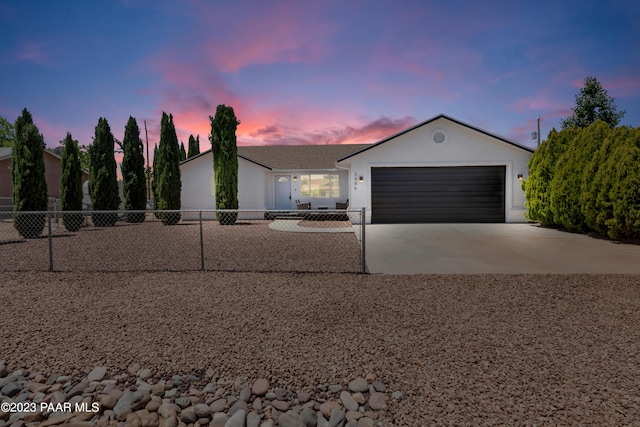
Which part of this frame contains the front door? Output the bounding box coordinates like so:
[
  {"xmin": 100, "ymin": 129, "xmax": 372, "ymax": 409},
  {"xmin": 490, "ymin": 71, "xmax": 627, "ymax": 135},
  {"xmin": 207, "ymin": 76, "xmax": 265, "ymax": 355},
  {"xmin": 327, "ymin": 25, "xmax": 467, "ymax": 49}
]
[{"xmin": 275, "ymin": 175, "xmax": 291, "ymax": 210}]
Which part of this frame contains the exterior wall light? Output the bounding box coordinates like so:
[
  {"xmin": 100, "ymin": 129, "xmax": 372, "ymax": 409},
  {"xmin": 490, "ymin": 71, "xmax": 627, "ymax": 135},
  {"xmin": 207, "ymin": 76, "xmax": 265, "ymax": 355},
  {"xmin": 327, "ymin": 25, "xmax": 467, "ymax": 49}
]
[
  {"xmin": 359, "ymin": 176, "xmax": 364, "ymax": 183},
  {"xmin": 517, "ymin": 174, "xmax": 523, "ymax": 180},
  {"xmin": 293, "ymin": 176, "xmax": 297, "ymax": 182}
]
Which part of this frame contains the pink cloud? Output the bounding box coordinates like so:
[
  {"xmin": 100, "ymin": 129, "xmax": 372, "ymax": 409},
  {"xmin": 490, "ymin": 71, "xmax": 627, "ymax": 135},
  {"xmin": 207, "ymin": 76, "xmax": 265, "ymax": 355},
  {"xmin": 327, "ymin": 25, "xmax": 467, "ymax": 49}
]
[
  {"xmin": 16, "ymin": 40, "xmax": 55, "ymax": 66},
  {"xmin": 242, "ymin": 116, "xmax": 415, "ymax": 146}
]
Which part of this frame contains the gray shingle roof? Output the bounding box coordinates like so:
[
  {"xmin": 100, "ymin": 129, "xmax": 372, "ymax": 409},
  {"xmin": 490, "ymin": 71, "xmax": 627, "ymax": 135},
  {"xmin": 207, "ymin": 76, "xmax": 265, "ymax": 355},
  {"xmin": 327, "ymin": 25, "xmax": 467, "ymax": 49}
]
[{"xmin": 183, "ymin": 144, "xmax": 371, "ymax": 171}]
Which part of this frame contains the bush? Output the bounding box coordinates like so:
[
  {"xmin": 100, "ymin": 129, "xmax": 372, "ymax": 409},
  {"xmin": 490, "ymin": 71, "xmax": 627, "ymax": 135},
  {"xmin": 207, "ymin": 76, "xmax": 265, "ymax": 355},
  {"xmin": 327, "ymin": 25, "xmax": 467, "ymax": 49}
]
[
  {"xmin": 12, "ymin": 109, "xmax": 48, "ymax": 238},
  {"xmin": 154, "ymin": 113, "xmax": 181, "ymax": 225},
  {"xmin": 607, "ymin": 141, "xmax": 640, "ymax": 238},
  {"xmin": 585, "ymin": 127, "xmax": 631, "ymax": 235},
  {"xmin": 550, "ymin": 121, "xmax": 610, "ymax": 231},
  {"xmin": 210, "ymin": 105, "xmax": 239, "ymax": 225},
  {"xmin": 524, "ymin": 128, "xmax": 576, "ymax": 225},
  {"xmin": 89, "ymin": 118, "xmax": 120, "ymax": 226},
  {"xmin": 121, "ymin": 117, "xmax": 147, "ymax": 223},
  {"xmin": 60, "ymin": 133, "xmax": 84, "ymax": 232}
]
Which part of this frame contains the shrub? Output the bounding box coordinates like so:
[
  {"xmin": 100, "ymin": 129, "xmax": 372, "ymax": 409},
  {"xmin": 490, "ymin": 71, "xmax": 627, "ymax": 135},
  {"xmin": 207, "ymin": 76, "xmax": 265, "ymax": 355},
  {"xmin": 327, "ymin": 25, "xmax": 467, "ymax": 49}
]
[
  {"xmin": 154, "ymin": 113, "xmax": 181, "ymax": 225},
  {"xmin": 524, "ymin": 128, "xmax": 576, "ymax": 225},
  {"xmin": 550, "ymin": 121, "xmax": 611, "ymax": 231},
  {"xmin": 12, "ymin": 109, "xmax": 48, "ymax": 238},
  {"xmin": 209, "ymin": 105, "xmax": 239, "ymax": 225},
  {"xmin": 585, "ymin": 127, "xmax": 632, "ymax": 235},
  {"xmin": 89, "ymin": 118, "xmax": 120, "ymax": 226},
  {"xmin": 60, "ymin": 133, "xmax": 84, "ymax": 232},
  {"xmin": 121, "ymin": 117, "xmax": 147, "ymax": 223}
]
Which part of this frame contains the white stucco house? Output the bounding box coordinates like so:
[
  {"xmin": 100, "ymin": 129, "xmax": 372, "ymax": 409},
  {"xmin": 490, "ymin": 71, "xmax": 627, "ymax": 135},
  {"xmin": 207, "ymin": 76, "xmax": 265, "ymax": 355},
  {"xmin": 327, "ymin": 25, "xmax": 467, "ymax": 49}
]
[{"xmin": 180, "ymin": 114, "xmax": 534, "ymax": 223}]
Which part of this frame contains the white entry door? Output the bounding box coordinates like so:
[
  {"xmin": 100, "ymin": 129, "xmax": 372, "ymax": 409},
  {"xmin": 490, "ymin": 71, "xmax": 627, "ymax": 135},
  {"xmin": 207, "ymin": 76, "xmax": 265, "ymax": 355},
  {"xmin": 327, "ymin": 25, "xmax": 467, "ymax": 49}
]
[{"xmin": 275, "ymin": 175, "xmax": 292, "ymax": 210}]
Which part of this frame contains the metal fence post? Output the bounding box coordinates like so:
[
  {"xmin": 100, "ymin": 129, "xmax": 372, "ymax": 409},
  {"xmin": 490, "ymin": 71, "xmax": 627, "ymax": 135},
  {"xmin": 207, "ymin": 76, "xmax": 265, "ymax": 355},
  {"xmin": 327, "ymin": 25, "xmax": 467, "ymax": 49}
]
[
  {"xmin": 360, "ymin": 207, "xmax": 366, "ymax": 273},
  {"xmin": 199, "ymin": 210, "xmax": 205, "ymax": 271},
  {"xmin": 47, "ymin": 212, "xmax": 53, "ymax": 271}
]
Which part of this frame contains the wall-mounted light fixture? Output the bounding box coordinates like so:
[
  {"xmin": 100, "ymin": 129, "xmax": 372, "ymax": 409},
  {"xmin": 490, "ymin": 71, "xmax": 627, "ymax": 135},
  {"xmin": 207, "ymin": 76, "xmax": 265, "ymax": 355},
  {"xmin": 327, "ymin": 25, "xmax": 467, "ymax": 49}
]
[
  {"xmin": 517, "ymin": 174, "xmax": 523, "ymax": 180},
  {"xmin": 293, "ymin": 176, "xmax": 297, "ymax": 182},
  {"xmin": 359, "ymin": 176, "xmax": 364, "ymax": 183}
]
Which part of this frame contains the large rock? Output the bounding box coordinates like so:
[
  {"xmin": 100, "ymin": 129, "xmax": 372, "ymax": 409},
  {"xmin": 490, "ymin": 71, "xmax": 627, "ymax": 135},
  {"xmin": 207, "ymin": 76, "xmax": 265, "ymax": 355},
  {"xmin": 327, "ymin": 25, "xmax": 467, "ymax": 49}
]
[
  {"xmin": 251, "ymin": 379, "xmax": 269, "ymax": 396},
  {"xmin": 246, "ymin": 411, "xmax": 261, "ymax": 427},
  {"xmin": 271, "ymin": 400, "xmax": 290, "ymax": 411},
  {"xmin": 368, "ymin": 392, "xmax": 386, "ymax": 410},
  {"xmin": 210, "ymin": 412, "xmax": 228, "ymax": 427},
  {"xmin": 0, "ymin": 381, "xmax": 22, "ymax": 397},
  {"xmin": 193, "ymin": 403, "xmax": 211, "ymax": 418},
  {"xmin": 319, "ymin": 401, "xmax": 341, "ymax": 418},
  {"xmin": 225, "ymin": 408, "xmax": 246, "ymax": 427},
  {"xmin": 87, "ymin": 366, "xmax": 107, "ymax": 382},
  {"xmin": 339, "ymin": 391, "xmax": 359, "ymax": 412},
  {"xmin": 347, "ymin": 378, "xmax": 368, "ymax": 393},
  {"xmin": 299, "ymin": 407, "xmax": 317, "ymax": 427},
  {"xmin": 328, "ymin": 409, "xmax": 345, "ymax": 427},
  {"xmin": 278, "ymin": 412, "xmax": 305, "ymax": 427},
  {"xmin": 210, "ymin": 398, "xmax": 228, "ymax": 413}
]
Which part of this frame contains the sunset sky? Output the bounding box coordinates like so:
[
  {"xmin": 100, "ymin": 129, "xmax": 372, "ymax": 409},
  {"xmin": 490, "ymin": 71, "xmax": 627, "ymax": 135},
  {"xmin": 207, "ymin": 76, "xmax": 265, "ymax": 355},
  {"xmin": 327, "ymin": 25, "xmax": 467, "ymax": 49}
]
[{"xmin": 1, "ymin": 0, "xmax": 638, "ymax": 154}]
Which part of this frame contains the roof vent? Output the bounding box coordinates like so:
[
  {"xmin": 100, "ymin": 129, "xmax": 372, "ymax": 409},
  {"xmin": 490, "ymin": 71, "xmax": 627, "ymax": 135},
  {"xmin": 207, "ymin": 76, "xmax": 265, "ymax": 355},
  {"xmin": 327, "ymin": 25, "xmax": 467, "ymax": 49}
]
[{"xmin": 433, "ymin": 132, "xmax": 446, "ymax": 143}]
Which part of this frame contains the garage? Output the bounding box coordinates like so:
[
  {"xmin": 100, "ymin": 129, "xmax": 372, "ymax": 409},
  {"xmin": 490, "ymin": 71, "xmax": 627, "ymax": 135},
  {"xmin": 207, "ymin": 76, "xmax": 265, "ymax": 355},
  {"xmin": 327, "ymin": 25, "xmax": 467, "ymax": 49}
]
[{"xmin": 371, "ymin": 166, "xmax": 505, "ymax": 223}]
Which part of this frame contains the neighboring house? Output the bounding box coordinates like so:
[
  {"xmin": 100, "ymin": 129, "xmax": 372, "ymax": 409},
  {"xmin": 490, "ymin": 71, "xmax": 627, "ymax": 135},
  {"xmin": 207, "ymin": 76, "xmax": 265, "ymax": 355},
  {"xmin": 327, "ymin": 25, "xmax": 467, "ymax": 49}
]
[
  {"xmin": 0, "ymin": 147, "xmax": 90, "ymax": 207},
  {"xmin": 180, "ymin": 114, "xmax": 534, "ymax": 223}
]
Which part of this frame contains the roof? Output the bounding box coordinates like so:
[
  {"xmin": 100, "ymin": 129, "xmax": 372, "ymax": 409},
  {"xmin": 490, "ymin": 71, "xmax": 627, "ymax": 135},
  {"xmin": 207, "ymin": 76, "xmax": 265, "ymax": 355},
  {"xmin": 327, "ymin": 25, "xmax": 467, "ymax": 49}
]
[
  {"xmin": 0, "ymin": 147, "xmax": 65, "ymax": 161},
  {"xmin": 337, "ymin": 114, "xmax": 535, "ymax": 162},
  {"xmin": 181, "ymin": 143, "xmax": 371, "ymax": 171},
  {"xmin": 0, "ymin": 147, "xmax": 13, "ymax": 160},
  {"xmin": 0, "ymin": 147, "xmax": 89, "ymax": 177}
]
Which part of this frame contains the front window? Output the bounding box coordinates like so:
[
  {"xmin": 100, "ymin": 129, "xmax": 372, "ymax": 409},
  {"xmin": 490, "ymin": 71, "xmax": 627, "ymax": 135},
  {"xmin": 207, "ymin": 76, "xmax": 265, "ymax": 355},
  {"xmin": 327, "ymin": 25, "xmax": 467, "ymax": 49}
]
[{"xmin": 300, "ymin": 174, "xmax": 339, "ymax": 198}]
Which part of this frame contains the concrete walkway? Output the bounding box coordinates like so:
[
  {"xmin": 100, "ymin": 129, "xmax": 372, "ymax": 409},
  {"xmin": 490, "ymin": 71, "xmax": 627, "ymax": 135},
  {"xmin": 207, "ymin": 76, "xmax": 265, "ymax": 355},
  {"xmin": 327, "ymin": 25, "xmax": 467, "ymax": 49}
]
[
  {"xmin": 365, "ymin": 223, "xmax": 640, "ymax": 274},
  {"xmin": 269, "ymin": 219, "xmax": 356, "ymax": 233}
]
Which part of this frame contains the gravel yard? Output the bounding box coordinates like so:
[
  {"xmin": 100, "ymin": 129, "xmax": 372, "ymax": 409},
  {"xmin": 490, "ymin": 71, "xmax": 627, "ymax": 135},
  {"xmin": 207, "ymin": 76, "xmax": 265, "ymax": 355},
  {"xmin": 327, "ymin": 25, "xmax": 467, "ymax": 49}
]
[
  {"xmin": 0, "ymin": 218, "xmax": 363, "ymax": 273},
  {"xmin": 1, "ymin": 271, "xmax": 639, "ymax": 425}
]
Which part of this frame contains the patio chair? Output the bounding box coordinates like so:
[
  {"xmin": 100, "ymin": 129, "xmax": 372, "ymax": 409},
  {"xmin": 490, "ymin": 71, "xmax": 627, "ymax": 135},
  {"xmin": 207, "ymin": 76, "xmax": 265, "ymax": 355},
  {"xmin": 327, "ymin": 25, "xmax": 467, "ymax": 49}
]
[
  {"xmin": 335, "ymin": 199, "xmax": 349, "ymax": 209},
  {"xmin": 296, "ymin": 201, "xmax": 311, "ymax": 210}
]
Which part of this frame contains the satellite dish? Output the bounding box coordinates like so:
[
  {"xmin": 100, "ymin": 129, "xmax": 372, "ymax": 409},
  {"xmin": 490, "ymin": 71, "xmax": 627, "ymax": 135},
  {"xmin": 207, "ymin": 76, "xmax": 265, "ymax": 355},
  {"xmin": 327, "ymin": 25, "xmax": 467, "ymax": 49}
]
[{"xmin": 531, "ymin": 132, "xmax": 538, "ymax": 140}]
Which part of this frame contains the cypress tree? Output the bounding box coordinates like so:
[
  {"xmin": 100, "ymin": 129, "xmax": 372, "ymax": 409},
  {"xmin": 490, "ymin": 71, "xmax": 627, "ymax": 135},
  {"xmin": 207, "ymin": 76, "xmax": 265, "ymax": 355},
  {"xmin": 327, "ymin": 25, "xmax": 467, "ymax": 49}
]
[
  {"xmin": 151, "ymin": 143, "xmax": 159, "ymax": 218},
  {"xmin": 209, "ymin": 104, "xmax": 239, "ymax": 225},
  {"xmin": 187, "ymin": 134, "xmax": 200, "ymax": 158},
  {"xmin": 12, "ymin": 108, "xmax": 48, "ymax": 238},
  {"xmin": 179, "ymin": 142, "xmax": 187, "ymax": 162},
  {"xmin": 60, "ymin": 132, "xmax": 84, "ymax": 231},
  {"xmin": 121, "ymin": 117, "xmax": 147, "ymax": 222},
  {"xmin": 155, "ymin": 113, "xmax": 181, "ymax": 225},
  {"xmin": 89, "ymin": 118, "xmax": 120, "ymax": 226}
]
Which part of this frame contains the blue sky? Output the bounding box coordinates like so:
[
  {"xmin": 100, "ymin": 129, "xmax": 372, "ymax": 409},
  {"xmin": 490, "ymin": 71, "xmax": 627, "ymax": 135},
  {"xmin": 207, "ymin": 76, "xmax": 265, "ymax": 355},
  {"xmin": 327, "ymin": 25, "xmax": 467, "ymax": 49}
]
[{"xmin": 1, "ymin": 0, "xmax": 638, "ymax": 152}]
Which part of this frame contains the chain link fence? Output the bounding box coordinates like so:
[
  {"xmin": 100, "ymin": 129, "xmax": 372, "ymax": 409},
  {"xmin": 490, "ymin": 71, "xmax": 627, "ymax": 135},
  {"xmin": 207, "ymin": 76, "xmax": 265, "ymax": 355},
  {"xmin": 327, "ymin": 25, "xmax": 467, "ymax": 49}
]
[{"xmin": 0, "ymin": 209, "xmax": 366, "ymax": 273}]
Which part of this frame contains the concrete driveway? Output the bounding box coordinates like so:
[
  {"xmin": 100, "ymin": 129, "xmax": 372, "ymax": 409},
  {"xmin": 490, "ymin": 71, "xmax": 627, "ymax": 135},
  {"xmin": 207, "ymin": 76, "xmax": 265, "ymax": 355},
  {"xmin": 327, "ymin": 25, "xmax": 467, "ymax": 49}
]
[{"xmin": 365, "ymin": 223, "xmax": 640, "ymax": 274}]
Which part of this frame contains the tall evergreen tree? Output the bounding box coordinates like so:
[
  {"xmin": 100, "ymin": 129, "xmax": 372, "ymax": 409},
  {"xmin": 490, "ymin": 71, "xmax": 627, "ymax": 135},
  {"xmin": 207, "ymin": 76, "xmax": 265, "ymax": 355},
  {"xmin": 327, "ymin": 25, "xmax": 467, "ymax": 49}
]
[
  {"xmin": 89, "ymin": 118, "xmax": 120, "ymax": 226},
  {"xmin": 155, "ymin": 113, "xmax": 181, "ymax": 224},
  {"xmin": 12, "ymin": 108, "xmax": 48, "ymax": 238},
  {"xmin": 179, "ymin": 141, "xmax": 187, "ymax": 161},
  {"xmin": 561, "ymin": 76, "xmax": 626, "ymax": 129},
  {"xmin": 0, "ymin": 115, "xmax": 15, "ymax": 147},
  {"xmin": 60, "ymin": 133, "xmax": 84, "ymax": 232},
  {"xmin": 209, "ymin": 104, "xmax": 239, "ymax": 225},
  {"xmin": 187, "ymin": 134, "xmax": 200, "ymax": 158},
  {"xmin": 121, "ymin": 117, "xmax": 147, "ymax": 222}
]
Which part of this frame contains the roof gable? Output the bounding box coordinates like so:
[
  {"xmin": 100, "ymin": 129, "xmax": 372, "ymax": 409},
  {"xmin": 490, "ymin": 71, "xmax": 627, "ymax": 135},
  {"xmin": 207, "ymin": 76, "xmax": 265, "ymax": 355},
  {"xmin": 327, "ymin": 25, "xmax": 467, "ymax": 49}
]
[{"xmin": 337, "ymin": 114, "xmax": 534, "ymax": 162}]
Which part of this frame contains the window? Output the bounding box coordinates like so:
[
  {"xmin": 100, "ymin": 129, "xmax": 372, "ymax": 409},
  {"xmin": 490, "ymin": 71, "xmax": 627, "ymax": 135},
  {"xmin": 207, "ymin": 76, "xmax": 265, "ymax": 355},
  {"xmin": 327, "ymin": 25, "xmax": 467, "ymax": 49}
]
[{"xmin": 300, "ymin": 174, "xmax": 340, "ymax": 198}]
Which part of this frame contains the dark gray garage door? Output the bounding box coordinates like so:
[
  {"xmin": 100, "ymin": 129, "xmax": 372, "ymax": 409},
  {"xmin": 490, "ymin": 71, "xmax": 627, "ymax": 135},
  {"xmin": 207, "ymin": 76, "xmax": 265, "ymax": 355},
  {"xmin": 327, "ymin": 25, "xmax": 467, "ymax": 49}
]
[{"xmin": 371, "ymin": 166, "xmax": 505, "ymax": 223}]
